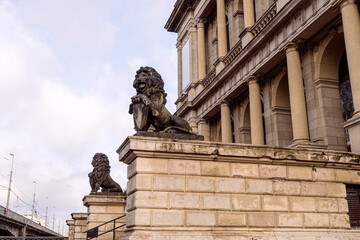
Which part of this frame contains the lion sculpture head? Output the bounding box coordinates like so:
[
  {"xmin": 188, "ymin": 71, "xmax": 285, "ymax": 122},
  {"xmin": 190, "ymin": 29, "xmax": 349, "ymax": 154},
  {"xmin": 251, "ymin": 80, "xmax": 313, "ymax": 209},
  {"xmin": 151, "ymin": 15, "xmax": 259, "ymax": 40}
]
[{"xmin": 133, "ymin": 66, "xmax": 167, "ymax": 104}]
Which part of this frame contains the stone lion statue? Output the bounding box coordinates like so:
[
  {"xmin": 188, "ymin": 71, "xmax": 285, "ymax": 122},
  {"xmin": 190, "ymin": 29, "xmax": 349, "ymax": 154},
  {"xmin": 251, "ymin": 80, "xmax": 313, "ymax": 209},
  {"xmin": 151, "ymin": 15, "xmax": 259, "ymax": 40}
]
[
  {"xmin": 88, "ymin": 153, "xmax": 122, "ymax": 193},
  {"xmin": 129, "ymin": 66, "xmax": 192, "ymax": 133}
]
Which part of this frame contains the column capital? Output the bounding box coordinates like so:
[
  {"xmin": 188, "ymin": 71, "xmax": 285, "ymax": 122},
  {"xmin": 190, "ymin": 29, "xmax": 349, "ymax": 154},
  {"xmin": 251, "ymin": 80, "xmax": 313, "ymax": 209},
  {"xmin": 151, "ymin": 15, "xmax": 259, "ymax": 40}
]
[
  {"xmin": 247, "ymin": 75, "xmax": 258, "ymax": 85},
  {"xmin": 176, "ymin": 41, "xmax": 182, "ymax": 49},
  {"xmin": 220, "ymin": 99, "xmax": 229, "ymax": 106},
  {"xmin": 188, "ymin": 19, "xmax": 196, "ymax": 31},
  {"xmin": 332, "ymin": 0, "xmax": 356, "ymax": 9},
  {"xmin": 197, "ymin": 117, "xmax": 209, "ymax": 124},
  {"xmin": 196, "ymin": 18, "xmax": 206, "ymax": 28},
  {"xmin": 282, "ymin": 41, "xmax": 298, "ymax": 54}
]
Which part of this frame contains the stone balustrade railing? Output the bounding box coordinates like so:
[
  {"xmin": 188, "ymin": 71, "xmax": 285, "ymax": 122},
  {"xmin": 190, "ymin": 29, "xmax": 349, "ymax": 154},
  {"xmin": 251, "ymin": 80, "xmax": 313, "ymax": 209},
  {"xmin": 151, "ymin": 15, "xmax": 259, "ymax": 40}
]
[
  {"xmin": 251, "ymin": 3, "xmax": 277, "ymax": 36},
  {"xmin": 223, "ymin": 40, "xmax": 243, "ymax": 66},
  {"xmin": 202, "ymin": 68, "xmax": 216, "ymax": 87}
]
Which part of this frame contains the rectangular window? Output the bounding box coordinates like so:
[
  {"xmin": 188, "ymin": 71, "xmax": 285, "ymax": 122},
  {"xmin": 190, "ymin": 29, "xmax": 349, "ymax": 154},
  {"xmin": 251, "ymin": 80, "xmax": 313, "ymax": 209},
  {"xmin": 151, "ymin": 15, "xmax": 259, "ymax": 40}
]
[
  {"xmin": 346, "ymin": 184, "xmax": 360, "ymax": 227},
  {"xmin": 181, "ymin": 40, "xmax": 190, "ymax": 91}
]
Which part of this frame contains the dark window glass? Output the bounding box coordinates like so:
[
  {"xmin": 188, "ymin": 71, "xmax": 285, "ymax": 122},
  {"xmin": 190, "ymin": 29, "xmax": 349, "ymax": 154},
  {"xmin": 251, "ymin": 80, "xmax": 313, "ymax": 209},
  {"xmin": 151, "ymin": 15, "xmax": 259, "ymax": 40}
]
[{"xmin": 226, "ymin": 16, "xmax": 230, "ymax": 51}]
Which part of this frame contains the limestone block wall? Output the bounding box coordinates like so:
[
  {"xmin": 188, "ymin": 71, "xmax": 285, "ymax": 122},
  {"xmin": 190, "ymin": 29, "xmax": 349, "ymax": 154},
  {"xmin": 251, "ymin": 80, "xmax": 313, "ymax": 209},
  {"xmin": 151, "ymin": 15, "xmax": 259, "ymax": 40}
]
[
  {"xmin": 71, "ymin": 213, "xmax": 87, "ymax": 240},
  {"xmin": 118, "ymin": 136, "xmax": 360, "ymax": 239}
]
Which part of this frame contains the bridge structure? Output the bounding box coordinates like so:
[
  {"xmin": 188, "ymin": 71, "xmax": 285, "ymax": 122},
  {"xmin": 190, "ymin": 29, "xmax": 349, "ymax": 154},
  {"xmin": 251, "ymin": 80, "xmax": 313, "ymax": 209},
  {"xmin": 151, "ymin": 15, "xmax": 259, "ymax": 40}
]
[{"xmin": 0, "ymin": 205, "xmax": 64, "ymax": 238}]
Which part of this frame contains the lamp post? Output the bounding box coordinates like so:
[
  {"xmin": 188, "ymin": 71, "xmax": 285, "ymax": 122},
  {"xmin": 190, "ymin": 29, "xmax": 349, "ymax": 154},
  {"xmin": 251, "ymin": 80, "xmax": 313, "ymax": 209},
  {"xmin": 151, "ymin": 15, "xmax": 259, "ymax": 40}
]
[
  {"xmin": 45, "ymin": 197, "xmax": 48, "ymax": 228},
  {"xmin": 31, "ymin": 181, "xmax": 36, "ymax": 221},
  {"xmin": 5, "ymin": 153, "xmax": 14, "ymax": 215}
]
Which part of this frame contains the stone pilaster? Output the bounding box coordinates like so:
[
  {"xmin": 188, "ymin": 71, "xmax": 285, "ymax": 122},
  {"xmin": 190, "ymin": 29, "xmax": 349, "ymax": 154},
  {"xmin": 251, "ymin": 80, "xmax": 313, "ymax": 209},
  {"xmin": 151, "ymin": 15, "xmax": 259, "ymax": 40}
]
[
  {"xmin": 284, "ymin": 42, "xmax": 310, "ymax": 145},
  {"xmin": 197, "ymin": 19, "xmax": 206, "ymax": 81},
  {"xmin": 221, "ymin": 100, "xmax": 233, "ymax": 143},
  {"xmin": 248, "ymin": 76, "xmax": 264, "ymax": 145},
  {"xmin": 176, "ymin": 41, "xmax": 183, "ymax": 99}
]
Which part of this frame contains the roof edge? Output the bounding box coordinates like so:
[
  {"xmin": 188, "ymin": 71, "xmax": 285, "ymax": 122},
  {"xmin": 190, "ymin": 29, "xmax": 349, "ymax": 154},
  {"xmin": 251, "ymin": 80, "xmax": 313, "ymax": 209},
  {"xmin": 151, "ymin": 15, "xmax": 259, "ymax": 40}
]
[{"xmin": 165, "ymin": 0, "xmax": 191, "ymax": 32}]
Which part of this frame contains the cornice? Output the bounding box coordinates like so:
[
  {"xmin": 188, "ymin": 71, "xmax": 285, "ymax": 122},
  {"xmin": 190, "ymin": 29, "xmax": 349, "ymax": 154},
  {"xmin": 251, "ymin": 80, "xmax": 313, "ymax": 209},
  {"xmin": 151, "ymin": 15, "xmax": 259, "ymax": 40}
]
[{"xmin": 165, "ymin": 0, "xmax": 193, "ymax": 32}]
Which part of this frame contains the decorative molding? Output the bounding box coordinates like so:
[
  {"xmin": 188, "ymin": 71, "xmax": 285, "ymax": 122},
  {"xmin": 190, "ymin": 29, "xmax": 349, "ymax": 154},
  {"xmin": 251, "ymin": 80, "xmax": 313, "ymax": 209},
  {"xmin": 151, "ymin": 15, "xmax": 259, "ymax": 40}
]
[{"xmin": 314, "ymin": 77, "xmax": 340, "ymax": 89}]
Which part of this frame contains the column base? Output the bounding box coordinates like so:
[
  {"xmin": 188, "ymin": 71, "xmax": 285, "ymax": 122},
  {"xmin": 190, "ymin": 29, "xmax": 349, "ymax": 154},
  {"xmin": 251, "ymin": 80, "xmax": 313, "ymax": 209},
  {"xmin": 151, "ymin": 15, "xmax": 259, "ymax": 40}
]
[
  {"xmin": 344, "ymin": 114, "xmax": 360, "ymax": 153},
  {"xmin": 290, "ymin": 139, "xmax": 327, "ymax": 149}
]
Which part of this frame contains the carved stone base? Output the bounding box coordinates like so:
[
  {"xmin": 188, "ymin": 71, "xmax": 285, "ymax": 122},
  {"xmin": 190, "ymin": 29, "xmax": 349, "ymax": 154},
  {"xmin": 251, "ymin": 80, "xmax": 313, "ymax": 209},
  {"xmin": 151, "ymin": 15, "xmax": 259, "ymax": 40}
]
[
  {"xmin": 134, "ymin": 131, "xmax": 204, "ymax": 140},
  {"xmin": 89, "ymin": 191, "xmax": 124, "ymax": 196}
]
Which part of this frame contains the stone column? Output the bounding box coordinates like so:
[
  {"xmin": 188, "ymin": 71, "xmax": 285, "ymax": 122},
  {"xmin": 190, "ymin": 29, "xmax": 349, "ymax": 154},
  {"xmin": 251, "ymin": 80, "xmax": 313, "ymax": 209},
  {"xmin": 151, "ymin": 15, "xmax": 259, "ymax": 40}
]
[
  {"xmin": 217, "ymin": 0, "xmax": 228, "ymax": 58},
  {"xmin": 197, "ymin": 19, "xmax": 206, "ymax": 81},
  {"xmin": 243, "ymin": 0, "xmax": 255, "ymax": 42},
  {"xmin": 177, "ymin": 42, "xmax": 182, "ymax": 99},
  {"xmin": 340, "ymin": 0, "xmax": 360, "ymax": 152},
  {"xmin": 244, "ymin": 0, "xmax": 255, "ymax": 28},
  {"xmin": 248, "ymin": 76, "xmax": 264, "ymax": 145},
  {"xmin": 221, "ymin": 100, "xmax": 233, "ymax": 143},
  {"xmin": 198, "ymin": 118, "xmax": 210, "ymax": 141},
  {"xmin": 339, "ymin": 0, "xmax": 360, "ymax": 116},
  {"xmin": 284, "ymin": 42, "xmax": 310, "ymax": 144}
]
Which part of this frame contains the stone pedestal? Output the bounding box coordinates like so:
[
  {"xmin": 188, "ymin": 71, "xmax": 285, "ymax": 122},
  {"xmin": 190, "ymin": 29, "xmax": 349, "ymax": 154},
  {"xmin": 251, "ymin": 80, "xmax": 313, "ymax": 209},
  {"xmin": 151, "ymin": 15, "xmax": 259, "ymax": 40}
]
[
  {"xmin": 71, "ymin": 213, "xmax": 87, "ymax": 240},
  {"xmin": 117, "ymin": 136, "xmax": 360, "ymax": 239},
  {"xmin": 83, "ymin": 193, "xmax": 127, "ymax": 240},
  {"xmin": 66, "ymin": 220, "xmax": 75, "ymax": 240}
]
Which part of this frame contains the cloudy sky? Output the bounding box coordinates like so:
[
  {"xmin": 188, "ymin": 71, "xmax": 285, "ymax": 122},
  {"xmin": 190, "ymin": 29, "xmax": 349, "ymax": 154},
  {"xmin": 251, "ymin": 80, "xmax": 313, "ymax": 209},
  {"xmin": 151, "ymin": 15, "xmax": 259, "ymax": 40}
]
[{"xmin": 0, "ymin": 0, "xmax": 177, "ymax": 235}]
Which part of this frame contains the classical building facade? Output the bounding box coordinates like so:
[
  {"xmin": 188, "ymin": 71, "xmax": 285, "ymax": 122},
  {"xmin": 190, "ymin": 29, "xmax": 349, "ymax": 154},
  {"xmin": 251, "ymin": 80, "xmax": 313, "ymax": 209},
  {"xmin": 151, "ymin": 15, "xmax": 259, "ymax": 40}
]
[{"xmin": 165, "ymin": 0, "xmax": 360, "ymax": 153}]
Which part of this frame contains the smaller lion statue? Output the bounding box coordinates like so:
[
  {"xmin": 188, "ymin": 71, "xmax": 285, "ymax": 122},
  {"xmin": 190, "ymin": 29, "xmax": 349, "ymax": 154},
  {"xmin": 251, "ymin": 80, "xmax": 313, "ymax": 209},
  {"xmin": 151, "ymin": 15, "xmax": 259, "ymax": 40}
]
[
  {"xmin": 129, "ymin": 66, "xmax": 192, "ymax": 133},
  {"xmin": 88, "ymin": 153, "xmax": 122, "ymax": 193}
]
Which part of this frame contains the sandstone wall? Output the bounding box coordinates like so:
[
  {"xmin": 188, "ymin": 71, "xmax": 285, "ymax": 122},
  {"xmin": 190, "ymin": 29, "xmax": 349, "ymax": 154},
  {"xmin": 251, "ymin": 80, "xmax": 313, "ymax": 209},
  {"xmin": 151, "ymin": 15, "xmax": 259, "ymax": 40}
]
[{"xmin": 118, "ymin": 136, "xmax": 360, "ymax": 239}]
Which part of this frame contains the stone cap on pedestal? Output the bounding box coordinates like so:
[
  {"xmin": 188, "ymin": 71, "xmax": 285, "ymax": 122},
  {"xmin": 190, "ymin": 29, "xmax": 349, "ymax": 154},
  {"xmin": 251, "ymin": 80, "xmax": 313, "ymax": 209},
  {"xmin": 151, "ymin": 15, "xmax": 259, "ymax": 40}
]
[
  {"xmin": 71, "ymin": 213, "xmax": 87, "ymax": 220},
  {"xmin": 117, "ymin": 136, "xmax": 360, "ymax": 169},
  {"xmin": 83, "ymin": 194, "xmax": 126, "ymax": 207},
  {"xmin": 66, "ymin": 219, "xmax": 75, "ymax": 226}
]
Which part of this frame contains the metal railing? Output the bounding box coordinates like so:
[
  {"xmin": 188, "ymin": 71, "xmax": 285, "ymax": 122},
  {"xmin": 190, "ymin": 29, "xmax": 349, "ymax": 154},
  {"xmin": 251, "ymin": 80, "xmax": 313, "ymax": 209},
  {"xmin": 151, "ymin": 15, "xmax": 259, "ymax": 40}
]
[{"xmin": 85, "ymin": 215, "xmax": 126, "ymax": 240}]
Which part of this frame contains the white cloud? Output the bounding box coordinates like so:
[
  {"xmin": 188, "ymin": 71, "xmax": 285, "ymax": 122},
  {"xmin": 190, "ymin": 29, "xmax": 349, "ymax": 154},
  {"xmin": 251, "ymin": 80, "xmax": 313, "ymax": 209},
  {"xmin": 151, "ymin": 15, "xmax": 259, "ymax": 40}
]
[{"xmin": 126, "ymin": 58, "xmax": 147, "ymax": 72}]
